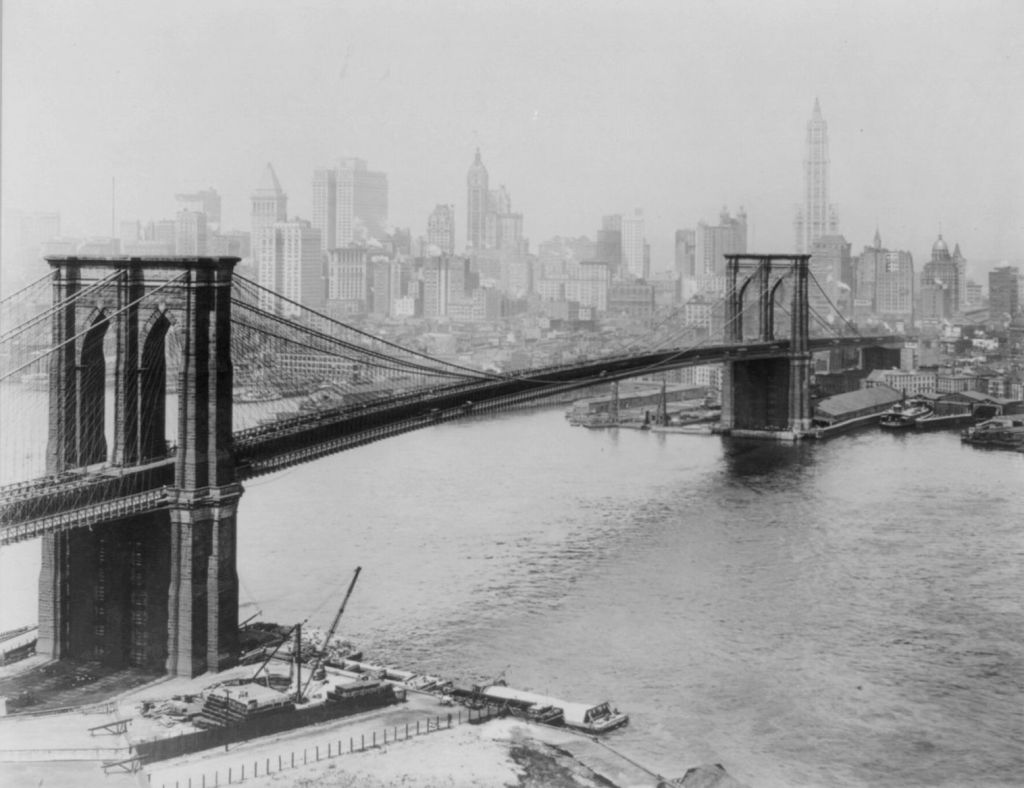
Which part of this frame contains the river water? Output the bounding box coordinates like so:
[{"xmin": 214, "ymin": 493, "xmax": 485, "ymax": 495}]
[{"xmin": 1, "ymin": 398, "xmax": 1022, "ymax": 786}]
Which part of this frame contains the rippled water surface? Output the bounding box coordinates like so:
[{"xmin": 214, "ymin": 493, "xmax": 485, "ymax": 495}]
[
  {"xmin": 232, "ymin": 409, "xmax": 1024, "ymax": 787},
  {"xmin": 3, "ymin": 403, "xmax": 1022, "ymax": 786}
]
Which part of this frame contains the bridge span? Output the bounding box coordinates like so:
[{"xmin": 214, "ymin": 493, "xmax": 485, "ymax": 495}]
[{"xmin": 0, "ymin": 254, "xmax": 901, "ymax": 676}]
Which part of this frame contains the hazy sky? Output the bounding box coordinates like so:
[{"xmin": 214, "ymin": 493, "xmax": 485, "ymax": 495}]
[{"xmin": 2, "ymin": 0, "xmax": 1022, "ymax": 272}]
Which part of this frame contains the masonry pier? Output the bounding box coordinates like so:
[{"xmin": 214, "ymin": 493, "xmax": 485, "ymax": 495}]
[
  {"xmin": 718, "ymin": 254, "xmax": 814, "ymax": 440},
  {"xmin": 36, "ymin": 256, "xmax": 241, "ymax": 676}
]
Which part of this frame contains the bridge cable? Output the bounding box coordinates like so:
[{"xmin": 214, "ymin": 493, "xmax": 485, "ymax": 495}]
[
  {"xmin": 0, "ymin": 270, "xmax": 53, "ymax": 306},
  {"xmin": 0, "ymin": 272, "xmax": 189, "ymax": 384},
  {"xmin": 807, "ymin": 270, "xmax": 861, "ymax": 336},
  {"xmin": 230, "ymin": 303, "xmax": 484, "ymax": 381},
  {"xmin": 233, "ymin": 276, "xmax": 502, "ymax": 380},
  {"xmin": 0, "ymin": 270, "xmax": 123, "ymax": 345}
]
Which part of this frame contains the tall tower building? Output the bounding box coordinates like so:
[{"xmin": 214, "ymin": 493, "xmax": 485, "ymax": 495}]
[
  {"xmin": 989, "ymin": 265, "xmax": 1020, "ymax": 319},
  {"xmin": 337, "ymin": 158, "xmax": 388, "ymax": 245},
  {"xmin": 674, "ymin": 229, "xmax": 697, "ymax": 279},
  {"xmin": 696, "ymin": 207, "xmax": 747, "ymax": 280},
  {"xmin": 620, "ymin": 209, "xmax": 647, "ymax": 280},
  {"xmin": 311, "ymin": 159, "xmax": 388, "ymax": 250},
  {"xmin": 921, "ymin": 234, "xmax": 963, "ymax": 317},
  {"xmin": 174, "ymin": 210, "xmax": 208, "ymax": 255},
  {"xmin": 427, "ymin": 204, "xmax": 456, "ymax": 256},
  {"xmin": 809, "ymin": 234, "xmax": 852, "ymax": 322},
  {"xmin": 251, "ymin": 163, "xmax": 288, "ymax": 308},
  {"xmin": 175, "ymin": 188, "xmax": 221, "ymax": 231},
  {"xmin": 794, "ymin": 99, "xmax": 839, "ymax": 253},
  {"xmin": 312, "ymin": 167, "xmax": 337, "ymax": 251},
  {"xmin": 273, "ymin": 219, "xmax": 323, "ymax": 315},
  {"xmin": 874, "ymin": 248, "xmax": 915, "ymax": 322},
  {"xmin": 466, "ymin": 149, "xmax": 489, "ymax": 252}
]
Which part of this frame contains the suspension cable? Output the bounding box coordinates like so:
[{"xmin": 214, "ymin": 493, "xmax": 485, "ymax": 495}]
[
  {"xmin": 231, "ymin": 299, "xmax": 488, "ymax": 381},
  {"xmin": 0, "ymin": 270, "xmax": 123, "ymax": 344},
  {"xmin": 0, "ymin": 270, "xmax": 54, "ymax": 305},
  {"xmin": 807, "ymin": 270, "xmax": 860, "ymax": 336},
  {"xmin": 0, "ymin": 272, "xmax": 189, "ymax": 383},
  {"xmin": 234, "ymin": 276, "xmax": 502, "ymax": 379}
]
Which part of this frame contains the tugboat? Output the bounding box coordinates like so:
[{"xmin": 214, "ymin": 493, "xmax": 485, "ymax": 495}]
[{"xmin": 879, "ymin": 398, "xmax": 932, "ymax": 429}]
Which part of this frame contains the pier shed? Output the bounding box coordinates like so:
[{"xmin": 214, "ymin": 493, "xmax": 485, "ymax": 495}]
[{"xmin": 813, "ymin": 386, "xmax": 901, "ymax": 427}]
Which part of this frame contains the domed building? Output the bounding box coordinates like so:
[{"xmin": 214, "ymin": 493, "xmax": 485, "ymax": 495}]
[{"xmin": 920, "ymin": 233, "xmax": 966, "ymax": 319}]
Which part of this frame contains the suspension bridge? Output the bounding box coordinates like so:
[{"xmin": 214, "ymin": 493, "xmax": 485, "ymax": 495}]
[{"xmin": 0, "ymin": 254, "xmax": 900, "ymax": 676}]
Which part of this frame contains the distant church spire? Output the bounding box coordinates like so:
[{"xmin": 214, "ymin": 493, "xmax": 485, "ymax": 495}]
[{"xmin": 873, "ymin": 227, "xmax": 882, "ymax": 249}]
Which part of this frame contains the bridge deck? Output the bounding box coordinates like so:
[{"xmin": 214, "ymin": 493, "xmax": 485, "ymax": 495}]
[{"xmin": 0, "ymin": 335, "xmax": 899, "ymax": 544}]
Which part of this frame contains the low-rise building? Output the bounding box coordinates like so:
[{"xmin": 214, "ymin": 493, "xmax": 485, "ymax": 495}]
[
  {"xmin": 813, "ymin": 385, "xmax": 902, "ymax": 426},
  {"xmin": 863, "ymin": 368, "xmax": 937, "ymax": 396}
]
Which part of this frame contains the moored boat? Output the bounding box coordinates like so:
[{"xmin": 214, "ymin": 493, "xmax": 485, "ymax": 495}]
[
  {"xmin": 478, "ymin": 684, "xmax": 628, "ymax": 733},
  {"xmin": 961, "ymin": 416, "xmax": 1024, "ymax": 448},
  {"xmin": 879, "ymin": 399, "xmax": 932, "ymax": 429}
]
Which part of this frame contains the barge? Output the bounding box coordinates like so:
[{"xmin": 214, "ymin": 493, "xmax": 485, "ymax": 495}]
[
  {"xmin": 961, "ymin": 416, "xmax": 1024, "ymax": 449},
  {"xmin": 476, "ymin": 684, "xmax": 628, "ymax": 733}
]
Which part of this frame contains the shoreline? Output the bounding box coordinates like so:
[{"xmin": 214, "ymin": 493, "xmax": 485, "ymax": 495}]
[
  {"xmin": 0, "ymin": 657, "xmax": 747, "ymax": 788},
  {"xmin": 0, "ymin": 669, "xmax": 751, "ymax": 788}
]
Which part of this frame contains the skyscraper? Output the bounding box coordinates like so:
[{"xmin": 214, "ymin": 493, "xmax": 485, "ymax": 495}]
[
  {"xmin": 466, "ymin": 149, "xmax": 489, "ymax": 252},
  {"xmin": 312, "ymin": 167, "xmax": 337, "ymax": 251},
  {"xmin": 874, "ymin": 249, "xmax": 915, "ymax": 322},
  {"xmin": 794, "ymin": 99, "xmax": 839, "ymax": 253},
  {"xmin": 174, "ymin": 210, "xmax": 208, "ymax": 255},
  {"xmin": 427, "ymin": 204, "xmax": 455, "ymax": 256},
  {"xmin": 336, "ymin": 158, "xmax": 388, "ymax": 245},
  {"xmin": 809, "ymin": 234, "xmax": 852, "ymax": 322},
  {"xmin": 620, "ymin": 209, "xmax": 647, "ymax": 280},
  {"xmin": 856, "ymin": 230, "xmax": 914, "ymax": 322},
  {"xmin": 272, "ymin": 219, "xmax": 323, "ymax": 315},
  {"xmin": 311, "ymin": 159, "xmax": 388, "ymax": 250},
  {"xmin": 250, "ymin": 163, "xmax": 288, "ymax": 307},
  {"xmin": 988, "ymin": 265, "xmax": 1019, "ymax": 319},
  {"xmin": 175, "ymin": 188, "xmax": 221, "ymax": 231},
  {"xmin": 696, "ymin": 207, "xmax": 747, "ymax": 280},
  {"xmin": 921, "ymin": 234, "xmax": 963, "ymax": 317},
  {"xmin": 674, "ymin": 229, "xmax": 696, "ymax": 279}
]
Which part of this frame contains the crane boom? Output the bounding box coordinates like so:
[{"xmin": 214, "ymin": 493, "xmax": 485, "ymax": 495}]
[{"xmin": 301, "ymin": 566, "xmax": 361, "ymax": 698}]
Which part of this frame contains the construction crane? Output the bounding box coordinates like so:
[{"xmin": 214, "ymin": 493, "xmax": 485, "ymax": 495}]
[{"xmin": 301, "ymin": 566, "xmax": 362, "ymax": 698}]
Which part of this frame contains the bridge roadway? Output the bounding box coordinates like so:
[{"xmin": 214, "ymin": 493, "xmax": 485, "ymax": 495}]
[{"xmin": 0, "ymin": 335, "xmax": 899, "ymax": 545}]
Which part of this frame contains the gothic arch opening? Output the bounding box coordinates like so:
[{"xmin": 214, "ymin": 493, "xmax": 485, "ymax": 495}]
[
  {"xmin": 737, "ymin": 276, "xmax": 764, "ymax": 341},
  {"xmin": 771, "ymin": 277, "xmax": 792, "ymax": 340},
  {"xmin": 139, "ymin": 313, "xmax": 172, "ymax": 461},
  {"xmin": 79, "ymin": 311, "xmax": 109, "ymax": 466}
]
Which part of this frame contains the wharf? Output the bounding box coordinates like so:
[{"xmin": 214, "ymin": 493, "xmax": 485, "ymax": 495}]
[
  {"xmin": 0, "ymin": 663, "xmax": 678, "ymax": 788},
  {"xmin": 915, "ymin": 413, "xmax": 975, "ymax": 430}
]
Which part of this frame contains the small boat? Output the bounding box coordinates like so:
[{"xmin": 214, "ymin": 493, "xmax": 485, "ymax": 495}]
[
  {"xmin": 879, "ymin": 399, "xmax": 932, "ymax": 429},
  {"xmin": 478, "ymin": 684, "xmax": 628, "ymax": 733},
  {"xmin": 961, "ymin": 416, "xmax": 1024, "ymax": 448}
]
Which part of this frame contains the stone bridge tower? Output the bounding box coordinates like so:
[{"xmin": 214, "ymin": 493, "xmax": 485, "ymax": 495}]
[
  {"xmin": 38, "ymin": 256, "xmax": 241, "ymax": 677},
  {"xmin": 719, "ymin": 254, "xmax": 813, "ymax": 437}
]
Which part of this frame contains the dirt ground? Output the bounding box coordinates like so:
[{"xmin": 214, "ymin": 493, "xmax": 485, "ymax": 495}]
[{"xmin": 0, "ymin": 656, "xmax": 160, "ymax": 714}]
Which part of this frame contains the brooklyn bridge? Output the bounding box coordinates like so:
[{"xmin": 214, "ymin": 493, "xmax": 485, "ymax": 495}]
[{"xmin": 0, "ymin": 254, "xmax": 900, "ymax": 677}]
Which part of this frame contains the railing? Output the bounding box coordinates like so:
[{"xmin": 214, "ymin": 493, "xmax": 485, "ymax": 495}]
[
  {"xmin": 0, "ymin": 489, "xmax": 168, "ymax": 546},
  {"xmin": 0, "ymin": 746, "xmax": 132, "ymax": 762},
  {"xmin": 145, "ymin": 706, "xmax": 499, "ymax": 786},
  {"xmin": 0, "ymin": 333, "xmax": 903, "ymax": 541}
]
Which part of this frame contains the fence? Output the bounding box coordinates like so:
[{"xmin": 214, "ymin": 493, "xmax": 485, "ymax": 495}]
[
  {"xmin": 1, "ymin": 746, "xmax": 130, "ymax": 762},
  {"xmin": 147, "ymin": 705, "xmax": 499, "ymax": 787}
]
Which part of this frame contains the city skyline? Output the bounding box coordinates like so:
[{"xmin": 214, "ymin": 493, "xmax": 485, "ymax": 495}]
[{"xmin": 2, "ymin": 0, "xmax": 1022, "ymax": 273}]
